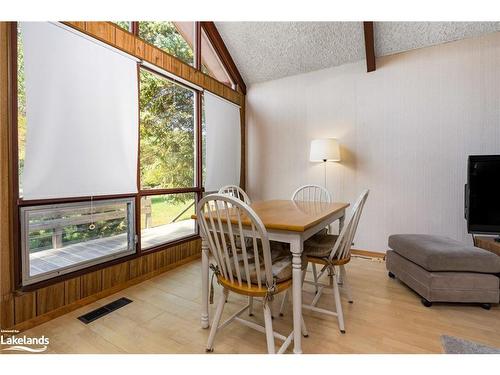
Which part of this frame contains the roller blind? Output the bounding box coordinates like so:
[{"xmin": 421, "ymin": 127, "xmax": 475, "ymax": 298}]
[
  {"xmin": 21, "ymin": 22, "xmax": 139, "ymax": 200},
  {"xmin": 204, "ymin": 91, "xmax": 241, "ymax": 192}
]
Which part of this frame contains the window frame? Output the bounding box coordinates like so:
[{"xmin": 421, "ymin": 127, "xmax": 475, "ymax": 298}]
[
  {"xmin": 137, "ymin": 64, "xmax": 202, "ymax": 251},
  {"xmin": 20, "ymin": 197, "xmax": 136, "ymax": 286},
  {"xmin": 11, "ymin": 22, "xmax": 205, "ymax": 290}
]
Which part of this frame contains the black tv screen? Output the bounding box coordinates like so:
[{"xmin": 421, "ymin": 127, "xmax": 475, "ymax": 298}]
[{"xmin": 466, "ymin": 155, "xmax": 500, "ymax": 234}]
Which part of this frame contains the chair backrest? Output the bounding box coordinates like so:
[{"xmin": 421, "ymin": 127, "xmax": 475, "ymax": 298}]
[
  {"xmin": 218, "ymin": 185, "xmax": 251, "ymax": 205},
  {"xmin": 328, "ymin": 189, "xmax": 369, "ymax": 261},
  {"xmin": 292, "ymin": 184, "xmax": 331, "ymax": 203},
  {"xmin": 197, "ymin": 194, "xmax": 272, "ymax": 289}
]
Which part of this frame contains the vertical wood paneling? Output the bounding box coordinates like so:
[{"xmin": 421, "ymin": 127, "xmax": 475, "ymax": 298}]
[
  {"xmin": 143, "ymin": 43, "xmax": 163, "ymax": 66},
  {"xmin": 115, "ymin": 28, "xmax": 135, "ymax": 55},
  {"xmin": 14, "ymin": 292, "xmax": 36, "ymax": 324},
  {"xmin": 36, "ymin": 282, "xmax": 65, "ymax": 315},
  {"xmin": 1, "ymin": 294, "xmax": 14, "ymax": 328},
  {"xmin": 80, "ymin": 270, "xmax": 103, "ymax": 298},
  {"xmin": 135, "ymin": 38, "xmax": 145, "ymax": 59},
  {"xmin": 85, "ymin": 22, "xmax": 116, "ymax": 45},
  {"xmin": 140, "ymin": 252, "xmax": 157, "ymax": 275},
  {"xmin": 129, "ymin": 257, "xmax": 143, "ymax": 279},
  {"xmin": 102, "ymin": 262, "xmax": 129, "ymax": 289},
  {"xmin": 0, "ymin": 23, "xmax": 12, "ymax": 301},
  {"xmin": 65, "ymin": 22, "xmax": 85, "ymax": 31},
  {"xmin": 64, "ymin": 277, "xmax": 81, "ymax": 305}
]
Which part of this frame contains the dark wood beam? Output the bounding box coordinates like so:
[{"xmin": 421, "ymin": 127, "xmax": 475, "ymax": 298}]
[
  {"xmin": 363, "ymin": 21, "xmax": 376, "ymax": 72},
  {"xmin": 200, "ymin": 22, "xmax": 246, "ymax": 94}
]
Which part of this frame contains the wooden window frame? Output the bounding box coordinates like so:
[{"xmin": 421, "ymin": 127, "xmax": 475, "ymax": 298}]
[{"xmin": 9, "ymin": 22, "xmax": 205, "ymax": 291}]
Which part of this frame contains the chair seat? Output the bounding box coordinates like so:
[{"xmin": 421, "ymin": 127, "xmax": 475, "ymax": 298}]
[
  {"xmin": 228, "ymin": 240, "xmax": 307, "ymax": 285},
  {"xmin": 217, "ymin": 274, "xmax": 292, "ymax": 297},
  {"xmin": 304, "ymin": 233, "xmax": 339, "ymax": 258}
]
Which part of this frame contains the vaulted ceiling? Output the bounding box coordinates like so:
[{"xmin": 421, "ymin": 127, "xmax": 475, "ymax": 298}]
[{"xmin": 215, "ymin": 22, "xmax": 500, "ymax": 85}]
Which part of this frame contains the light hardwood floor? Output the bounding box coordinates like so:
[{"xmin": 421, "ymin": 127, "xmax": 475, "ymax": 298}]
[{"xmin": 11, "ymin": 256, "xmax": 500, "ymax": 354}]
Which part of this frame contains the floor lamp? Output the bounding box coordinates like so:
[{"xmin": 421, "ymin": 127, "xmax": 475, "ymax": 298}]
[{"xmin": 309, "ymin": 138, "xmax": 341, "ymax": 189}]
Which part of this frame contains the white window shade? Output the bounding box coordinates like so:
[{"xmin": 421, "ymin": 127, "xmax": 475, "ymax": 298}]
[
  {"xmin": 204, "ymin": 91, "xmax": 241, "ymax": 192},
  {"xmin": 21, "ymin": 22, "xmax": 139, "ymax": 200}
]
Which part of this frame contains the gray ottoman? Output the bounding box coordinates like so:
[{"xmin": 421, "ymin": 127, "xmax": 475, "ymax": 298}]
[{"xmin": 386, "ymin": 234, "xmax": 500, "ymax": 309}]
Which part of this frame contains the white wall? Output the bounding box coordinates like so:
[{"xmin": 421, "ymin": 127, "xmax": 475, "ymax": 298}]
[{"xmin": 246, "ymin": 32, "xmax": 500, "ymax": 252}]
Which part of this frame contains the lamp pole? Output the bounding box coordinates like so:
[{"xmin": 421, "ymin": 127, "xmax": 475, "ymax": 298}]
[{"xmin": 323, "ymin": 159, "xmax": 327, "ymax": 189}]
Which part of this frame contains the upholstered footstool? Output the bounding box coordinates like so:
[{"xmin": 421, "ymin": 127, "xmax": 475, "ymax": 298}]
[{"xmin": 386, "ymin": 234, "xmax": 500, "ymax": 309}]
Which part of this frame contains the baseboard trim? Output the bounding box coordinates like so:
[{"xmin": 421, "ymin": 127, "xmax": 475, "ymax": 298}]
[
  {"xmin": 351, "ymin": 249, "xmax": 386, "ymax": 259},
  {"xmin": 12, "ymin": 253, "xmax": 201, "ymax": 332}
]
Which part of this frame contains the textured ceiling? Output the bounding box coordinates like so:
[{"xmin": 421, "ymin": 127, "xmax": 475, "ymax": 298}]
[{"xmin": 215, "ymin": 22, "xmax": 500, "ymax": 84}]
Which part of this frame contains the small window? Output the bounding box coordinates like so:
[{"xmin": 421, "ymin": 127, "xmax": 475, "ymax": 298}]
[
  {"xmin": 201, "ymin": 28, "xmax": 234, "ymax": 88},
  {"xmin": 141, "ymin": 193, "xmax": 196, "ymax": 249},
  {"xmin": 114, "ymin": 22, "xmax": 133, "ymax": 32},
  {"xmin": 139, "ymin": 21, "xmax": 194, "ymax": 66},
  {"xmin": 139, "ymin": 68, "xmax": 195, "ymax": 190},
  {"xmin": 21, "ymin": 198, "xmax": 136, "ymax": 285}
]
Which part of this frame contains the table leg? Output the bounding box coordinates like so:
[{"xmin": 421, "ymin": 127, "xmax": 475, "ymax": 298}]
[
  {"xmin": 291, "ymin": 237, "xmax": 303, "ymax": 354},
  {"xmin": 201, "ymin": 238, "xmax": 210, "ymax": 329},
  {"xmin": 337, "ymin": 213, "xmax": 346, "ymax": 284}
]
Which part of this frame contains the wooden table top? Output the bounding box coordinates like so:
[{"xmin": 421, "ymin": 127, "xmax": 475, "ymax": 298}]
[{"xmin": 193, "ymin": 199, "xmax": 349, "ymax": 232}]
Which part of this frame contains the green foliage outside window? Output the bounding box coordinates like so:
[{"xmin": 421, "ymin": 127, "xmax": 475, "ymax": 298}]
[
  {"xmin": 139, "ymin": 21, "xmax": 193, "ymax": 66},
  {"xmin": 139, "ymin": 69, "xmax": 195, "ymax": 194}
]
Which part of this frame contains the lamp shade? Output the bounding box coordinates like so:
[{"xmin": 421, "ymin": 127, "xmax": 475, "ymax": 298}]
[{"xmin": 309, "ymin": 138, "xmax": 341, "ymax": 162}]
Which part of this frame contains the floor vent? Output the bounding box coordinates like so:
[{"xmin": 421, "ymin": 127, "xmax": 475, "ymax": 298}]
[{"xmin": 78, "ymin": 297, "xmax": 132, "ymax": 324}]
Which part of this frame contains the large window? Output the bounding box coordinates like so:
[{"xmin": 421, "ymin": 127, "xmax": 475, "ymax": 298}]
[
  {"xmin": 15, "ymin": 23, "xmax": 203, "ymax": 287},
  {"xmin": 14, "ymin": 21, "xmax": 241, "ymax": 287},
  {"xmin": 139, "ymin": 68, "xmax": 195, "ymax": 189},
  {"xmin": 139, "ymin": 22, "xmax": 194, "ymax": 66},
  {"xmin": 20, "ymin": 198, "xmax": 136, "ymax": 285},
  {"xmin": 138, "ymin": 67, "xmax": 198, "ymax": 247}
]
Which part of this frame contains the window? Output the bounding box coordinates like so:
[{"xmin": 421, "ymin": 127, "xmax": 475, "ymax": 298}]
[
  {"xmin": 20, "ymin": 198, "xmax": 136, "ymax": 285},
  {"xmin": 139, "ymin": 68, "xmax": 195, "ymax": 189},
  {"xmin": 15, "ymin": 23, "xmax": 203, "ymax": 287},
  {"xmin": 13, "ymin": 21, "xmax": 243, "ymax": 287},
  {"xmin": 139, "ymin": 67, "xmax": 199, "ymax": 248},
  {"xmin": 201, "ymin": 28, "xmax": 234, "ymax": 88},
  {"xmin": 139, "ymin": 22, "xmax": 194, "ymax": 66},
  {"xmin": 141, "ymin": 193, "xmax": 196, "ymax": 250}
]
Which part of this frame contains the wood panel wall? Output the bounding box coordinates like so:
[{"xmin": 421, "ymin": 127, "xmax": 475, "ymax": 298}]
[
  {"xmin": 0, "ymin": 22, "xmax": 15, "ymax": 329},
  {"xmin": 0, "ymin": 21, "xmax": 247, "ymax": 331}
]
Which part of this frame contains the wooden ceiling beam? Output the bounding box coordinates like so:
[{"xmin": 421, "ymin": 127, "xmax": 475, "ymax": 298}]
[{"xmin": 363, "ymin": 21, "xmax": 376, "ymax": 72}]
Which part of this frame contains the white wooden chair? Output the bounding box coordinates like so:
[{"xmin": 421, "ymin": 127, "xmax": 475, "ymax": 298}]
[
  {"xmin": 291, "ymin": 184, "xmax": 332, "ymax": 204},
  {"xmin": 218, "ymin": 185, "xmax": 257, "ymax": 315},
  {"xmin": 288, "ymin": 184, "xmax": 332, "ymax": 298},
  {"xmin": 197, "ymin": 194, "xmax": 307, "ymax": 354},
  {"xmin": 218, "ymin": 184, "xmax": 251, "ymax": 205},
  {"xmin": 300, "ymin": 189, "xmax": 369, "ymax": 333}
]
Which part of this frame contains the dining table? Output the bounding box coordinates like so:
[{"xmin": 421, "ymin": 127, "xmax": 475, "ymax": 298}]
[{"xmin": 196, "ymin": 199, "xmax": 349, "ymax": 354}]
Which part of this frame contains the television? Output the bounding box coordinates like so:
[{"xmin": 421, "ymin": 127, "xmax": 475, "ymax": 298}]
[{"xmin": 465, "ymin": 155, "xmax": 500, "ymax": 237}]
